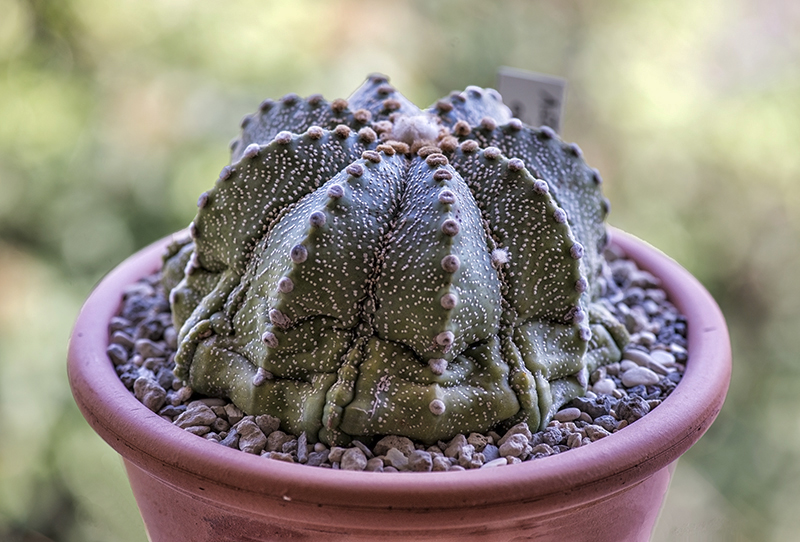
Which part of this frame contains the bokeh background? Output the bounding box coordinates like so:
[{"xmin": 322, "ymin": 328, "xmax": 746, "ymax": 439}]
[{"xmin": 1, "ymin": 0, "xmax": 798, "ymax": 540}]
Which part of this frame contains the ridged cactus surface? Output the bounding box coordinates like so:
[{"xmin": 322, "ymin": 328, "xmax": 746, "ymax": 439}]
[{"xmin": 162, "ymin": 75, "xmax": 627, "ymax": 445}]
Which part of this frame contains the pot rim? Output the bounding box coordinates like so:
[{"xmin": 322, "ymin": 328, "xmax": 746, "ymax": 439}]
[{"xmin": 67, "ymin": 227, "xmax": 731, "ymax": 512}]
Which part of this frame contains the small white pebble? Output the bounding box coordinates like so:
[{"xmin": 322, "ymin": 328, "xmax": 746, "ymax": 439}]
[
  {"xmin": 553, "ymin": 407, "xmax": 581, "ymax": 422},
  {"xmin": 621, "ymin": 366, "xmax": 661, "ymax": 387}
]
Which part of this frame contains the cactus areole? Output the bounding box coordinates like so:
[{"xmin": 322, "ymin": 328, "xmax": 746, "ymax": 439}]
[{"xmin": 162, "ymin": 75, "xmax": 629, "ymax": 446}]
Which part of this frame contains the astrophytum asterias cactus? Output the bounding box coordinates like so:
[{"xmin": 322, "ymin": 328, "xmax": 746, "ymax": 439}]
[{"xmin": 161, "ymin": 74, "xmax": 628, "ymax": 446}]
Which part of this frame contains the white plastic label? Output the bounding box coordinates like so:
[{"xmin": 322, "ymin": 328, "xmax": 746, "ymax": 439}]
[{"xmin": 497, "ymin": 67, "xmax": 567, "ymax": 133}]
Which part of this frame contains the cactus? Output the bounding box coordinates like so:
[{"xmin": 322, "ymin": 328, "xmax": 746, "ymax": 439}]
[{"xmin": 163, "ymin": 74, "xmax": 628, "ymax": 446}]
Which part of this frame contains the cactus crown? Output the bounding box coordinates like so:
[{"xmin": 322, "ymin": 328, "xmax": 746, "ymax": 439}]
[{"xmin": 161, "ymin": 74, "xmax": 628, "ymax": 446}]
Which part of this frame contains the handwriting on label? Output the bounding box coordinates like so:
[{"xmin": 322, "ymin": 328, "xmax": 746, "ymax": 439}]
[{"xmin": 497, "ymin": 67, "xmax": 567, "ymax": 134}]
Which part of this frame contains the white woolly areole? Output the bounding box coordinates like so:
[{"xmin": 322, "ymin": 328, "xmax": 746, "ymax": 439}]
[
  {"xmin": 390, "ymin": 114, "xmax": 440, "ymax": 145},
  {"xmin": 491, "ymin": 248, "xmax": 510, "ymax": 267}
]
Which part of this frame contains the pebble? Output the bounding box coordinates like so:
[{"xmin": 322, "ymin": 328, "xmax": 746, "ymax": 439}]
[
  {"xmin": 408, "ymin": 450, "xmax": 433, "ymax": 472},
  {"xmin": 593, "ymin": 415, "xmax": 618, "ymax": 433},
  {"xmin": 592, "ymin": 378, "xmax": 617, "ymax": 395},
  {"xmin": 296, "ymin": 432, "xmax": 309, "ymax": 464},
  {"xmin": 111, "ymin": 330, "xmax": 135, "ymax": 349},
  {"xmin": 444, "ymin": 434, "xmax": 469, "ymax": 458},
  {"xmin": 225, "ymin": 404, "xmax": 244, "ymax": 426},
  {"xmin": 553, "ymin": 407, "xmax": 581, "ymax": 422},
  {"xmin": 572, "ymin": 395, "xmax": 614, "ymax": 419},
  {"xmin": 482, "ymin": 444, "xmax": 500, "ymax": 463},
  {"xmin": 498, "ymin": 434, "xmax": 530, "ymax": 458},
  {"xmin": 432, "ymin": 456, "xmax": 451, "ymax": 471},
  {"xmin": 236, "ymin": 418, "xmax": 267, "ymax": 455},
  {"xmin": 530, "ymin": 443, "xmax": 554, "ymax": 456},
  {"xmin": 306, "ymin": 450, "xmax": 329, "ymax": 467},
  {"xmin": 467, "ymin": 432, "xmax": 491, "ymax": 452},
  {"xmin": 134, "ymin": 338, "xmax": 165, "ymax": 359},
  {"xmin": 650, "ymin": 349, "xmax": 677, "ymax": 367},
  {"xmin": 174, "ymin": 403, "xmax": 216, "ymax": 429},
  {"xmin": 255, "ymin": 414, "xmax": 280, "ymax": 435},
  {"xmin": 623, "ymin": 349, "xmax": 670, "ymax": 375},
  {"xmin": 384, "ymin": 448, "xmax": 409, "ymax": 470},
  {"xmin": 266, "ymin": 430, "xmax": 293, "ymax": 452},
  {"xmin": 616, "ymin": 395, "xmax": 651, "ymax": 424},
  {"xmin": 584, "ymin": 425, "xmax": 611, "ymax": 441},
  {"xmin": 133, "ymin": 376, "xmax": 166, "ymax": 412},
  {"xmin": 352, "ymin": 440, "xmax": 374, "ymax": 459},
  {"xmin": 621, "ymin": 366, "xmax": 661, "ymax": 387},
  {"xmin": 107, "ymin": 343, "xmax": 129, "ymax": 366},
  {"xmin": 374, "ymin": 435, "xmax": 415, "ymax": 457},
  {"xmin": 219, "ymin": 428, "xmax": 240, "ymax": 449},
  {"xmin": 497, "ymin": 422, "xmax": 532, "ymax": 446},
  {"xmin": 341, "ymin": 447, "xmax": 368, "ymax": 471}
]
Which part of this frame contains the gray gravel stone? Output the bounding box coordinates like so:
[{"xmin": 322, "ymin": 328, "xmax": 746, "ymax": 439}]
[
  {"xmin": 224, "ymin": 404, "xmax": 244, "ymax": 426},
  {"xmin": 365, "ymin": 457, "xmax": 384, "ymax": 472},
  {"xmin": 255, "ymin": 414, "xmax": 280, "ymax": 435},
  {"xmin": 384, "ymin": 448, "xmax": 409, "ymax": 470},
  {"xmin": 593, "ymin": 415, "xmax": 618, "ymax": 432},
  {"xmin": 296, "ymin": 432, "xmax": 309, "ymax": 464},
  {"xmin": 616, "ymin": 395, "xmax": 651, "ymax": 424},
  {"xmin": 306, "ymin": 450, "xmax": 329, "ymax": 467},
  {"xmin": 328, "ymin": 446, "xmax": 346, "ymax": 463},
  {"xmin": 134, "ymin": 338, "xmax": 165, "ymax": 359},
  {"xmin": 211, "ymin": 417, "xmax": 230, "ymax": 433},
  {"xmin": 265, "ymin": 430, "xmax": 293, "ymax": 452},
  {"xmin": 621, "ymin": 366, "xmax": 661, "ymax": 387},
  {"xmin": 624, "ymin": 349, "xmax": 670, "ymax": 375},
  {"xmin": 408, "ymin": 450, "xmax": 433, "ymax": 472},
  {"xmin": 567, "ymin": 433, "xmax": 583, "ymax": 449},
  {"xmin": 553, "ymin": 407, "xmax": 581, "ymax": 422},
  {"xmin": 592, "ymin": 378, "xmax": 617, "ymax": 395},
  {"xmin": 107, "ymin": 343, "xmax": 129, "ymax": 366},
  {"xmin": 236, "ymin": 418, "xmax": 267, "ymax": 454},
  {"xmin": 584, "ymin": 425, "xmax": 611, "ymax": 441},
  {"xmin": 467, "ymin": 432, "xmax": 491, "ymax": 452},
  {"xmin": 482, "ymin": 444, "xmax": 500, "ymax": 463},
  {"xmin": 497, "ymin": 422, "xmax": 533, "ymax": 446},
  {"xmin": 530, "ymin": 443, "xmax": 554, "ymax": 456},
  {"xmin": 444, "ymin": 434, "xmax": 469, "ymax": 458},
  {"xmin": 352, "ymin": 440, "xmax": 374, "ymax": 459},
  {"xmin": 341, "ymin": 447, "xmax": 368, "ymax": 471},
  {"xmin": 498, "ymin": 434, "xmax": 531, "ymax": 458},
  {"xmin": 110, "ymin": 330, "xmax": 135, "ymax": 349},
  {"xmin": 133, "ymin": 376, "xmax": 166, "ymax": 412},
  {"xmin": 650, "ymin": 349, "xmax": 677, "ymax": 367},
  {"xmin": 374, "ymin": 435, "xmax": 415, "ymax": 457},
  {"xmin": 219, "ymin": 428, "xmax": 240, "ymax": 448}
]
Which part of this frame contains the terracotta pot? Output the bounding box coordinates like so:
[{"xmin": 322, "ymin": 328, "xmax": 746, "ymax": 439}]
[{"xmin": 67, "ymin": 228, "xmax": 731, "ymax": 542}]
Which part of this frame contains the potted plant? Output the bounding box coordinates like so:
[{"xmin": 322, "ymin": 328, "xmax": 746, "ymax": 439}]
[{"xmin": 68, "ymin": 75, "xmax": 731, "ymax": 541}]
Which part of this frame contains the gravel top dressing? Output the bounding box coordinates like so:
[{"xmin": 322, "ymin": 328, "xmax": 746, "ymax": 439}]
[{"xmin": 108, "ymin": 245, "xmax": 686, "ymax": 473}]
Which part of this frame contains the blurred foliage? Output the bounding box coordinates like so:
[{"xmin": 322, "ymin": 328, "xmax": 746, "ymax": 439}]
[{"xmin": 1, "ymin": 0, "xmax": 799, "ymax": 540}]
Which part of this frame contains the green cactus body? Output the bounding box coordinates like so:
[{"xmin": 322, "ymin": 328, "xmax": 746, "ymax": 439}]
[{"xmin": 164, "ymin": 75, "xmax": 628, "ymax": 446}]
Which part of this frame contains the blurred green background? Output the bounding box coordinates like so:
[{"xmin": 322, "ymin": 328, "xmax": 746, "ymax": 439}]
[{"xmin": 1, "ymin": 0, "xmax": 798, "ymax": 540}]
